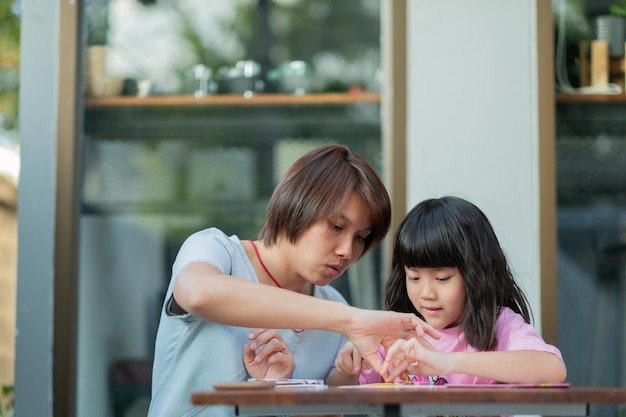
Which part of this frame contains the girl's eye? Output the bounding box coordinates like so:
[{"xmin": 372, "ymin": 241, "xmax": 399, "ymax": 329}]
[
  {"xmin": 407, "ymin": 275, "xmax": 420, "ymax": 282},
  {"xmin": 436, "ymin": 276, "xmax": 451, "ymax": 282}
]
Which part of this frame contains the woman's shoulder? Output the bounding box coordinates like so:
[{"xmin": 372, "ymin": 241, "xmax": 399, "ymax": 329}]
[
  {"xmin": 183, "ymin": 227, "xmax": 243, "ymax": 249},
  {"xmin": 188, "ymin": 226, "xmax": 234, "ymax": 240},
  {"xmin": 175, "ymin": 227, "xmax": 246, "ymax": 268},
  {"xmin": 168, "ymin": 227, "xmax": 258, "ymax": 284}
]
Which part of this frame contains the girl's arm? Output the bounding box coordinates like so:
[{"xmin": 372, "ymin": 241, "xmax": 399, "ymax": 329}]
[
  {"xmin": 173, "ymin": 262, "xmax": 440, "ymax": 373},
  {"xmin": 432, "ymin": 350, "xmax": 566, "ymax": 384},
  {"xmin": 382, "ymin": 338, "xmax": 567, "ymax": 384}
]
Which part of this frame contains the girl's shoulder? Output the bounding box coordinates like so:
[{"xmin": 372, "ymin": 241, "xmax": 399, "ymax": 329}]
[
  {"xmin": 496, "ymin": 307, "xmax": 526, "ymax": 325},
  {"xmin": 495, "ymin": 307, "xmax": 531, "ymax": 334},
  {"xmin": 494, "ymin": 307, "xmax": 561, "ymax": 355}
]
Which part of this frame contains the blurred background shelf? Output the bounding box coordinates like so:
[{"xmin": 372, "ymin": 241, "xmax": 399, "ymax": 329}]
[
  {"xmin": 84, "ymin": 92, "xmax": 381, "ymax": 108},
  {"xmin": 556, "ymin": 92, "xmax": 626, "ymax": 102}
]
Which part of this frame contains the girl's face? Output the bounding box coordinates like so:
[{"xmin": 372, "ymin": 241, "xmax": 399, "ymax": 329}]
[{"xmin": 404, "ymin": 266, "xmax": 466, "ymax": 329}]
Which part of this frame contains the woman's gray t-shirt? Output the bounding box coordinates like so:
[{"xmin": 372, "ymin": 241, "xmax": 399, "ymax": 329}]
[{"xmin": 148, "ymin": 227, "xmax": 349, "ymax": 417}]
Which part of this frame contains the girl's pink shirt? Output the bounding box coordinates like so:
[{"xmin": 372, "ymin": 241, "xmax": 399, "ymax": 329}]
[{"xmin": 359, "ymin": 307, "xmax": 563, "ymax": 385}]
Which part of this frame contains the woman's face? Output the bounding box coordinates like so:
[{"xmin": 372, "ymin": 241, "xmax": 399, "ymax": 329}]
[
  {"xmin": 404, "ymin": 266, "xmax": 466, "ymax": 329},
  {"xmin": 287, "ymin": 192, "xmax": 373, "ymax": 287}
]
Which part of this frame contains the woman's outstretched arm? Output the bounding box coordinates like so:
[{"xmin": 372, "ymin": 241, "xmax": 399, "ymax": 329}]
[{"xmin": 173, "ymin": 261, "xmax": 440, "ymax": 373}]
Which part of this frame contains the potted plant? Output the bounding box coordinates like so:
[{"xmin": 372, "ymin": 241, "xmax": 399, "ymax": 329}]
[
  {"xmin": 592, "ymin": 0, "xmax": 626, "ymax": 57},
  {"xmin": 87, "ymin": 6, "xmax": 109, "ymax": 46},
  {"xmin": 85, "ymin": 6, "xmax": 124, "ymax": 97},
  {"xmin": 609, "ymin": 0, "xmax": 626, "ymax": 16},
  {"xmin": 0, "ymin": 385, "xmax": 13, "ymax": 417}
]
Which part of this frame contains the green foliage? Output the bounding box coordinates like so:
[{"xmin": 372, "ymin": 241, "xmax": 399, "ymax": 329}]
[
  {"xmin": 86, "ymin": 6, "xmax": 109, "ymax": 45},
  {"xmin": 553, "ymin": 0, "xmax": 591, "ymax": 43},
  {"xmin": 230, "ymin": 0, "xmax": 380, "ymax": 65},
  {"xmin": 0, "ymin": 384, "xmax": 13, "ymax": 417},
  {"xmin": 610, "ymin": 0, "xmax": 626, "ymax": 16},
  {"xmin": 610, "ymin": 3, "xmax": 626, "ymax": 16},
  {"xmin": 0, "ymin": 0, "xmax": 20, "ymax": 132},
  {"xmin": 174, "ymin": 0, "xmax": 379, "ymax": 84},
  {"xmin": 176, "ymin": 6, "xmax": 232, "ymax": 70}
]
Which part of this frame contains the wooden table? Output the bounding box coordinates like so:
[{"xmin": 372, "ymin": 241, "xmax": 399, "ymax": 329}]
[{"xmin": 192, "ymin": 385, "xmax": 626, "ymax": 416}]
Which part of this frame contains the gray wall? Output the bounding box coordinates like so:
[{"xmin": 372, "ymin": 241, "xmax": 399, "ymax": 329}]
[
  {"xmin": 406, "ymin": 0, "xmax": 547, "ymax": 327},
  {"xmin": 14, "ymin": 0, "xmax": 60, "ymax": 416}
]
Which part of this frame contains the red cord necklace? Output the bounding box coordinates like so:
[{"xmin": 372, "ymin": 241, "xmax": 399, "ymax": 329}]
[
  {"xmin": 249, "ymin": 240, "xmax": 282, "ymax": 288},
  {"xmin": 248, "ymin": 240, "xmax": 305, "ymax": 333}
]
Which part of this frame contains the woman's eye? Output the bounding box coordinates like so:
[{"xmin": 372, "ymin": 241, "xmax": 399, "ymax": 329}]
[
  {"xmin": 327, "ymin": 220, "xmax": 341, "ymax": 231},
  {"xmin": 436, "ymin": 276, "xmax": 451, "ymax": 282}
]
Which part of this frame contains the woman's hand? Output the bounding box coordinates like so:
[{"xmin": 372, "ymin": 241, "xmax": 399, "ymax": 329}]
[
  {"xmin": 345, "ymin": 308, "xmax": 440, "ymax": 374},
  {"xmin": 244, "ymin": 329, "xmax": 294, "ymax": 379}
]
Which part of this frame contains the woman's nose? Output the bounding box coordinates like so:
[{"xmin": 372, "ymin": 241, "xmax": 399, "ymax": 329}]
[{"xmin": 336, "ymin": 238, "xmax": 353, "ymax": 260}]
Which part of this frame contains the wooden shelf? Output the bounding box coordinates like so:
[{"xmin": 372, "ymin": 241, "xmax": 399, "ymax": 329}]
[
  {"xmin": 556, "ymin": 92, "xmax": 626, "ymax": 102},
  {"xmin": 85, "ymin": 92, "xmax": 381, "ymax": 108}
]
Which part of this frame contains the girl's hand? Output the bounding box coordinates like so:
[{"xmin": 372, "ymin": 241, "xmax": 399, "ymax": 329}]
[
  {"xmin": 345, "ymin": 309, "xmax": 440, "ymax": 374},
  {"xmin": 334, "ymin": 342, "xmax": 364, "ymax": 376},
  {"xmin": 244, "ymin": 329, "xmax": 294, "ymax": 379},
  {"xmin": 380, "ymin": 336, "xmax": 447, "ymax": 381},
  {"xmin": 327, "ymin": 342, "xmax": 371, "ymax": 386},
  {"xmin": 339, "ymin": 342, "xmax": 368, "ymax": 374}
]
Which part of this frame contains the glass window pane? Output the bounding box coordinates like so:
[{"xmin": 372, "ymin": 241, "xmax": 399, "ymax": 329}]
[
  {"xmin": 555, "ymin": 3, "xmax": 626, "ymax": 417},
  {"xmin": 79, "ymin": 1, "xmax": 382, "ymax": 416}
]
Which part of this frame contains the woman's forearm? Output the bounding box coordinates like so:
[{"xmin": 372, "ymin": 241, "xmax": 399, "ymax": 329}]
[
  {"xmin": 175, "ymin": 262, "xmax": 438, "ymax": 375},
  {"xmin": 175, "ymin": 262, "xmax": 355, "ymax": 333}
]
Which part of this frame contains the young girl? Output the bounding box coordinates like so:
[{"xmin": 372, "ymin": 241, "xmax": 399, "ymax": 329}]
[
  {"xmin": 332, "ymin": 196, "xmax": 566, "ymax": 386},
  {"xmin": 148, "ymin": 145, "xmax": 437, "ymax": 417}
]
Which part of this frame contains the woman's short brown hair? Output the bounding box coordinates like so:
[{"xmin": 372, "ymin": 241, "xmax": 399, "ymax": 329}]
[{"xmin": 258, "ymin": 144, "xmax": 391, "ymax": 255}]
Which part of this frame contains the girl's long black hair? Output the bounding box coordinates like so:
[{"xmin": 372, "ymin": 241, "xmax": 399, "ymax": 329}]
[{"xmin": 385, "ymin": 196, "xmax": 531, "ymax": 351}]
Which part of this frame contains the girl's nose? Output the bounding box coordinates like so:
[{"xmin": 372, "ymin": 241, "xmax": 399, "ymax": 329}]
[{"xmin": 420, "ymin": 282, "xmax": 435, "ymax": 299}]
